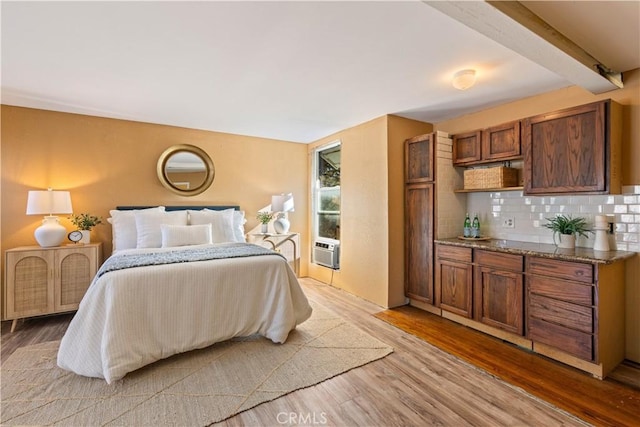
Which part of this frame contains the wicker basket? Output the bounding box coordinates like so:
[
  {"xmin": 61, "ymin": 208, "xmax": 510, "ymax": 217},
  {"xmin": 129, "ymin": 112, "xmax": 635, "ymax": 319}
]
[{"xmin": 464, "ymin": 166, "xmax": 518, "ymax": 190}]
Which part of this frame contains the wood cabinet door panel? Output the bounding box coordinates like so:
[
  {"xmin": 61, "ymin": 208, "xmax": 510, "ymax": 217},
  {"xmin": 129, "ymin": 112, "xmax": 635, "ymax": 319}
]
[
  {"xmin": 523, "ymin": 101, "xmax": 606, "ymax": 194},
  {"xmin": 482, "ymin": 121, "xmax": 521, "ymax": 161},
  {"xmin": 529, "ymin": 294, "xmax": 593, "ymax": 333},
  {"xmin": 452, "ymin": 131, "xmax": 482, "ymax": 165},
  {"xmin": 475, "ymin": 250, "xmax": 522, "ymax": 272},
  {"xmin": 405, "ymin": 133, "xmax": 434, "ymax": 183},
  {"xmin": 527, "ymin": 275, "xmax": 593, "ymax": 305},
  {"xmin": 405, "ymin": 184, "xmax": 434, "ymax": 303},
  {"xmin": 435, "ymin": 245, "xmax": 472, "ymax": 263},
  {"xmin": 526, "ymin": 257, "xmax": 593, "ymax": 284},
  {"xmin": 475, "ymin": 267, "xmax": 523, "ymax": 335},
  {"xmin": 528, "ymin": 317, "xmax": 594, "ymax": 361},
  {"xmin": 438, "ymin": 259, "xmax": 473, "ymax": 318}
]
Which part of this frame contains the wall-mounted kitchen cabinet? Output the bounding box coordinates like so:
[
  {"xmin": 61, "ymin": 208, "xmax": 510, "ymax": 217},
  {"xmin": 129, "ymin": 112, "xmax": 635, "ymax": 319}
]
[
  {"xmin": 405, "ymin": 133, "xmax": 435, "ymax": 183},
  {"xmin": 522, "ymin": 99, "xmax": 621, "ymax": 195},
  {"xmin": 452, "ymin": 120, "xmax": 521, "ymax": 166}
]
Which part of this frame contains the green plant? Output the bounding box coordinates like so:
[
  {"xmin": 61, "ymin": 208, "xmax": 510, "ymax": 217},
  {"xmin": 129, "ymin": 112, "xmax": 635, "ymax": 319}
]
[
  {"xmin": 256, "ymin": 211, "xmax": 274, "ymax": 224},
  {"xmin": 543, "ymin": 214, "xmax": 592, "ymax": 238},
  {"xmin": 69, "ymin": 213, "xmax": 103, "ymax": 231}
]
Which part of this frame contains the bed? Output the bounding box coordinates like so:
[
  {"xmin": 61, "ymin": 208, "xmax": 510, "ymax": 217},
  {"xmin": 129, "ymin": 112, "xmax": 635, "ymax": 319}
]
[{"xmin": 57, "ymin": 206, "xmax": 312, "ymax": 384}]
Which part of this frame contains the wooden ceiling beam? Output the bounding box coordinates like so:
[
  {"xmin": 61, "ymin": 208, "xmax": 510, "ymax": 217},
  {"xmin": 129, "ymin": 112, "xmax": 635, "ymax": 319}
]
[{"xmin": 424, "ymin": 0, "xmax": 623, "ymax": 93}]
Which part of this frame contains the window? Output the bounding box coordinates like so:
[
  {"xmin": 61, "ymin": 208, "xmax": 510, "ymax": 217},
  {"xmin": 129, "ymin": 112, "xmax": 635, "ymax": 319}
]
[{"xmin": 313, "ymin": 141, "xmax": 341, "ymax": 242}]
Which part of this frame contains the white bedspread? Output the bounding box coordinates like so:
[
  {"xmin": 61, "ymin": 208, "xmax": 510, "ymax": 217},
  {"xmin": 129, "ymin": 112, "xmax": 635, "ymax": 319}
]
[{"xmin": 57, "ymin": 244, "xmax": 312, "ymax": 384}]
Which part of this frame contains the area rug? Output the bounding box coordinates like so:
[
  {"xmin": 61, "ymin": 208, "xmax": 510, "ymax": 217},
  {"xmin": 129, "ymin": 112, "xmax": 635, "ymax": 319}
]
[{"xmin": 1, "ymin": 303, "xmax": 393, "ymax": 426}]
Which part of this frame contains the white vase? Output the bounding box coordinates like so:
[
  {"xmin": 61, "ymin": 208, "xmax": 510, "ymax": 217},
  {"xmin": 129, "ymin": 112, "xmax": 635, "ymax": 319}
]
[
  {"xmin": 555, "ymin": 233, "xmax": 575, "ymax": 249},
  {"xmin": 260, "ymin": 223, "xmax": 269, "ymax": 234},
  {"xmin": 80, "ymin": 230, "xmax": 91, "ymax": 244}
]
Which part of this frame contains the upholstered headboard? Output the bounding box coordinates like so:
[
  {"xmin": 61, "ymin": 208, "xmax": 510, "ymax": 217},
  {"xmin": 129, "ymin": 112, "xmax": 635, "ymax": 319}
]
[{"xmin": 116, "ymin": 205, "xmax": 240, "ymax": 211}]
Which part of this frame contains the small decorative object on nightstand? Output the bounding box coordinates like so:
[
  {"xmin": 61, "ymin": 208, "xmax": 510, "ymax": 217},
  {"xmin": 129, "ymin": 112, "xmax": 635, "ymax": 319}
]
[
  {"xmin": 256, "ymin": 211, "xmax": 274, "ymax": 234},
  {"xmin": 69, "ymin": 212, "xmax": 103, "ymax": 244}
]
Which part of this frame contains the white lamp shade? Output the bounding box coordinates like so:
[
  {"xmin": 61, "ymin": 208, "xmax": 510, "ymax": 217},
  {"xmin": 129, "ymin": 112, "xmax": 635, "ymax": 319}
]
[
  {"xmin": 26, "ymin": 189, "xmax": 73, "ymax": 215},
  {"xmin": 271, "ymin": 193, "xmax": 294, "ymax": 212}
]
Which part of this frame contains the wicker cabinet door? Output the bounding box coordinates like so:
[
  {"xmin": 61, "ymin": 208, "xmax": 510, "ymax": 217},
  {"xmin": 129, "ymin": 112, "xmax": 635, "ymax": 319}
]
[
  {"xmin": 55, "ymin": 246, "xmax": 99, "ymax": 312},
  {"xmin": 5, "ymin": 250, "xmax": 55, "ymax": 319}
]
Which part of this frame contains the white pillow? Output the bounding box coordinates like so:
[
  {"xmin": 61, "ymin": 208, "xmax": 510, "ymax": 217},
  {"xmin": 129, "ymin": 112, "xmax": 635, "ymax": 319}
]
[
  {"xmin": 161, "ymin": 224, "xmax": 212, "ymax": 248},
  {"xmin": 135, "ymin": 210, "xmax": 188, "ymax": 248},
  {"xmin": 201, "ymin": 208, "xmax": 246, "ymax": 242},
  {"xmin": 188, "ymin": 209, "xmax": 236, "ymax": 243},
  {"xmin": 108, "ymin": 207, "xmax": 165, "ymax": 252},
  {"xmin": 231, "ymin": 210, "xmax": 247, "ymax": 242}
]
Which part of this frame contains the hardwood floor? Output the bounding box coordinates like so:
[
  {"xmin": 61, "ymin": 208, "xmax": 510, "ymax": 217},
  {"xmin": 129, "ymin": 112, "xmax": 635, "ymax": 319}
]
[{"xmin": 2, "ymin": 277, "xmax": 639, "ymax": 426}]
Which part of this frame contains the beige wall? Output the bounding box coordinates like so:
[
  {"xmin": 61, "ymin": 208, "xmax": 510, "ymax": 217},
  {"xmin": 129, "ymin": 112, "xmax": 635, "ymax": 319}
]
[
  {"xmin": 307, "ymin": 115, "xmax": 431, "ymax": 308},
  {"xmin": 435, "ymin": 68, "xmax": 640, "ymax": 363},
  {"xmin": 1, "ymin": 106, "xmax": 309, "ymax": 317}
]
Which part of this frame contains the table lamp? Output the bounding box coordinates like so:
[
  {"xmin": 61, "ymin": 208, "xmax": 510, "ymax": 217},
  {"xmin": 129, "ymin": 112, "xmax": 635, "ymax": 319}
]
[
  {"xmin": 271, "ymin": 193, "xmax": 294, "ymax": 234},
  {"xmin": 26, "ymin": 188, "xmax": 73, "ymax": 247}
]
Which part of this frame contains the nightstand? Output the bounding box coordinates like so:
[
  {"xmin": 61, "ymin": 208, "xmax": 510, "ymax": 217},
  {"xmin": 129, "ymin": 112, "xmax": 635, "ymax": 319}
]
[
  {"xmin": 4, "ymin": 243, "xmax": 102, "ymax": 332},
  {"xmin": 250, "ymin": 233, "xmax": 300, "ymax": 276}
]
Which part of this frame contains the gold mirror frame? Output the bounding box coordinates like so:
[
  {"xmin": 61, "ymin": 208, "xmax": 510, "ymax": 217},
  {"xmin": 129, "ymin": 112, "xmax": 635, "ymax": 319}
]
[{"xmin": 157, "ymin": 144, "xmax": 215, "ymax": 196}]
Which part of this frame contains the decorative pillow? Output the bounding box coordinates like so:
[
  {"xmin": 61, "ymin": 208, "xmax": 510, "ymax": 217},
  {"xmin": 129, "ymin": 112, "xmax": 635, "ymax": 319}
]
[
  {"xmin": 188, "ymin": 209, "xmax": 236, "ymax": 243},
  {"xmin": 135, "ymin": 210, "xmax": 189, "ymax": 248},
  {"xmin": 161, "ymin": 224, "xmax": 212, "ymax": 248},
  {"xmin": 232, "ymin": 210, "xmax": 247, "ymax": 242},
  {"xmin": 108, "ymin": 207, "xmax": 165, "ymax": 252}
]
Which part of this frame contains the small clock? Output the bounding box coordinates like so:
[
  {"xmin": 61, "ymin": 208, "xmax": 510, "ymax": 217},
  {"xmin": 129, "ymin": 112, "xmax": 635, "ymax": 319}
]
[{"xmin": 68, "ymin": 230, "xmax": 83, "ymax": 243}]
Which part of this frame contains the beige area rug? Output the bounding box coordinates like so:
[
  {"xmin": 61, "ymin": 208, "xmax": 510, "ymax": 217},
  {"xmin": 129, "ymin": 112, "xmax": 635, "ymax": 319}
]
[{"xmin": 1, "ymin": 303, "xmax": 392, "ymax": 426}]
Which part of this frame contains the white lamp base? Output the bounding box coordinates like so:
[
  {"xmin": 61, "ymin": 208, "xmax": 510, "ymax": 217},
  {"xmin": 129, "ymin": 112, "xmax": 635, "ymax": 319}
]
[
  {"xmin": 273, "ymin": 214, "xmax": 290, "ymax": 234},
  {"xmin": 34, "ymin": 216, "xmax": 67, "ymax": 247}
]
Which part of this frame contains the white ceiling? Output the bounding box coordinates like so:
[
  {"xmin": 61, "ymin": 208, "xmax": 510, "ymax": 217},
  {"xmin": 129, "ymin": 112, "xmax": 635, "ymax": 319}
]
[{"xmin": 2, "ymin": 1, "xmax": 639, "ymax": 143}]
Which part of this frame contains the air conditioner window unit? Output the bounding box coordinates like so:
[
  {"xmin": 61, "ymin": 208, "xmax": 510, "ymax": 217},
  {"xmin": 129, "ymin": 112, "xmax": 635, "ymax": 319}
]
[{"xmin": 313, "ymin": 241, "xmax": 340, "ymax": 269}]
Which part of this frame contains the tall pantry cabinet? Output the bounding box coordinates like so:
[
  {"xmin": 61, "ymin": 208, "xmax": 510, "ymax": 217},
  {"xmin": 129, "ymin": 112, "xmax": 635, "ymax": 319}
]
[{"xmin": 404, "ymin": 132, "xmax": 465, "ymax": 312}]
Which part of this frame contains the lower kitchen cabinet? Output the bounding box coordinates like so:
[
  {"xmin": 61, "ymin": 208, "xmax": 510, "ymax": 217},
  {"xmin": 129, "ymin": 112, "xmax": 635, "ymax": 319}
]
[
  {"xmin": 474, "ymin": 250, "xmax": 524, "ymax": 335},
  {"xmin": 525, "ymin": 256, "xmax": 625, "ymax": 378},
  {"xmin": 436, "ymin": 245, "xmax": 472, "ymax": 318},
  {"xmin": 4, "ymin": 243, "xmax": 102, "ymax": 331},
  {"xmin": 431, "ymin": 241, "xmax": 629, "ymax": 379}
]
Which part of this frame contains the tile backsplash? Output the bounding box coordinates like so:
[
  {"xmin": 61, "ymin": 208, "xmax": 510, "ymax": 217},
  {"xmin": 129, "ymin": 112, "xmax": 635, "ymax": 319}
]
[{"xmin": 466, "ymin": 190, "xmax": 640, "ymax": 252}]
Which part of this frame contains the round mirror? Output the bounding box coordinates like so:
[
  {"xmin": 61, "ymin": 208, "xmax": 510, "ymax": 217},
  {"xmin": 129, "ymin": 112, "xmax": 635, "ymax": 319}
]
[{"xmin": 157, "ymin": 144, "xmax": 215, "ymax": 196}]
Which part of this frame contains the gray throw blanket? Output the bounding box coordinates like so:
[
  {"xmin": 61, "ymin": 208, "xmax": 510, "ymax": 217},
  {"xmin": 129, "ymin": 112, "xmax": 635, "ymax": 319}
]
[{"xmin": 97, "ymin": 243, "xmax": 283, "ymax": 278}]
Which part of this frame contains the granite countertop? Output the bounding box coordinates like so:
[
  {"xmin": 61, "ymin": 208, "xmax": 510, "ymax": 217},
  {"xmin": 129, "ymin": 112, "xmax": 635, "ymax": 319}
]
[{"xmin": 434, "ymin": 237, "xmax": 636, "ymax": 264}]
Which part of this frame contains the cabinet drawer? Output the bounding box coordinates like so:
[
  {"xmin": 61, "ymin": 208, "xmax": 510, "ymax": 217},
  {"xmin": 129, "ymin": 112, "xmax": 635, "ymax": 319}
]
[
  {"xmin": 529, "ymin": 294, "xmax": 593, "ymax": 333},
  {"xmin": 528, "ymin": 317, "xmax": 593, "ymax": 361},
  {"xmin": 436, "ymin": 245, "xmax": 472, "ymax": 263},
  {"xmin": 475, "ymin": 250, "xmax": 523, "ymax": 272},
  {"xmin": 528, "ymin": 275, "xmax": 593, "ymax": 305},
  {"xmin": 526, "ymin": 257, "xmax": 593, "ymax": 284}
]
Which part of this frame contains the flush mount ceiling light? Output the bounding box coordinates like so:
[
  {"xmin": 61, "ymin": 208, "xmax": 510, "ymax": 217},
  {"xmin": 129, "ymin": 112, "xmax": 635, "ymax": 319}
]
[{"xmin": 452, "ymin": 69, "xmax": 477, "ymax": 90}]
